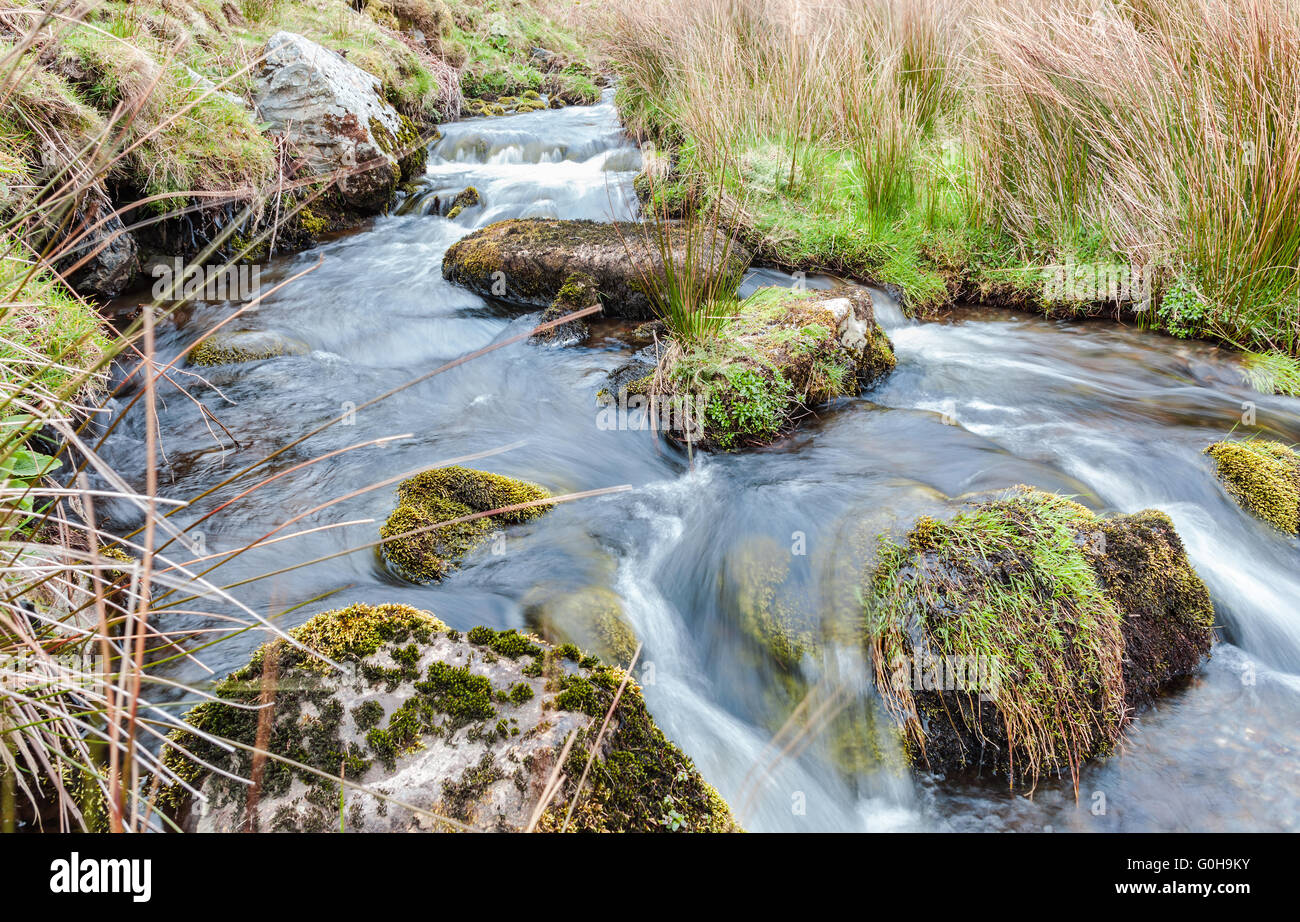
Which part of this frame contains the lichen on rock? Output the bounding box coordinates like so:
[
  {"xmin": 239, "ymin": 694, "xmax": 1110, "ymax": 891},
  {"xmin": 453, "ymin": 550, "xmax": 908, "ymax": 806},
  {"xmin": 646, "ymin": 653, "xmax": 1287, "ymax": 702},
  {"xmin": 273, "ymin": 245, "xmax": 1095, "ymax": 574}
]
[
  {"xmin": 379, "ymin": 466, "xmax": 551, "ymax": 583},
  {"xmin": 865, "ymin": 486, "xmax": 1214, "ymax": 787},
  {"xmin": 1205, "ymin": 438, "xmax": 1300, "ymax": 534},
  {"xmin": 156, "ymin": 603, "xmax": 738, "ymax": 833}
]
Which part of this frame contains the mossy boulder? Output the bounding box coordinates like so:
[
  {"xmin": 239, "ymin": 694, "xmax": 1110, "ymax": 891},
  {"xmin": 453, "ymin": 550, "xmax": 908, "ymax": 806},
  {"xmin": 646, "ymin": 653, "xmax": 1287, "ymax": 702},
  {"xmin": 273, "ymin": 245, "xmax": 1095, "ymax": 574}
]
[
  {"xmin": 379, "ymin": 466, "xmax": 550, "ymax": 583},
  {"xmin": 651, "ymin": 286, "xmax": 896, "ymax": 450},
  {"xmin": 1205, "ymin": 439, "xmax": 1300, "ymax": 534},
  {"xmin": 157, "ymin": 603, "xmax": 738, "ymax": 832},
  {"xmin": 523, "ymin": 586, "xmax": 639, "ymax": 667},
  {"xmin": 189, "ymin": 330, "xmax": 309, "ymax": 367},
  {"xmin": 530, "ymin": 271, "xmax": 598, "ymax": 346},
  {"xmin": 444, "ymin": 185, "xmax": 479, "ymax": 220},
  {"xmin": 442, "ymin": 218, "xmax": 752, "ymax": 319},
  {"xmin": 865, "ymin": 486, "xmax": 1215, "ymax": 787}
]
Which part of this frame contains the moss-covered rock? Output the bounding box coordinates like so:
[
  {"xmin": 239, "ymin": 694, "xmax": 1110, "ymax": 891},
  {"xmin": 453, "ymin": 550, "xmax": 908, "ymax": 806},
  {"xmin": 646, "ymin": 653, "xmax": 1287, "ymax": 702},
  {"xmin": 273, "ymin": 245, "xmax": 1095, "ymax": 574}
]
[
  {"xmin": 379, "ymin": 466, "xmax": 551, "ymax": 583},
  {"xmin": 444, "ymin": 185, "xmax": 479, "ymax": 220},
  {"xmin": 523, "ymin": 586, "xmax": 639, "ymax": 666},
  {"xmin": 157, "ymin": 603, "xmax": 738, "ymax": 832},
  {"xmin": 189, "ymin": 330, "xmax": 310, "ymax": 367},
  {"xmin": 530, "ymin": 271, "xmax": 598, "ymax": 346},
  {"xmin": 652, "ymin": 286, "xmax": 896, "ymax": 450},
  {"xmin": 865, "ymin": 486, "xmax": 1214, "ymax": 787},
  {"xmin": 442, "ymin": 217, "xmax": 752, "ymax": 319},
  {"xmin": 1205, "ymin": 439, "xmax": 1300, "ymax": 534}
]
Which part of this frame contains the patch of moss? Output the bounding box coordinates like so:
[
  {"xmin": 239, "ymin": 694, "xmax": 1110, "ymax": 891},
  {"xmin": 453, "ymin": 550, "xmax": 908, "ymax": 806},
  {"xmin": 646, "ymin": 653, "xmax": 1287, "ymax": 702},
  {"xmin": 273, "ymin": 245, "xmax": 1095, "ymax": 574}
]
[
  {"xmin": 1205, "ymin": 439, "xmax": 1300, "ymax": 534},
  {"xmin": 379, "ymin": 465, "xmax": 550, "ymax": 583},
  {"xmin": 466, "ymin": 625, "xmax": 544, "ymax": 660},
  {"xmin": 540, "ymin": 664, "xmax": 739, "ymax": 832},
  {"xmin": 155, "ymin": 604, "xmax": 440, "ymax": 817},
  {"xmin": 189, "ymin": 339, "xmax": 285, "ymax": 367}
]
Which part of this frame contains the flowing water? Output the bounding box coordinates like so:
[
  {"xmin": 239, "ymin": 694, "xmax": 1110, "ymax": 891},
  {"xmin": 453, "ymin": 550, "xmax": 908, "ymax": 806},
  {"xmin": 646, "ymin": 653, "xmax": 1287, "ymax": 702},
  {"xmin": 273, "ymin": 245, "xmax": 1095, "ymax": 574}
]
[{"xmin": 102, "ymin": 90, "xmax": 1300, "ymax": 832}]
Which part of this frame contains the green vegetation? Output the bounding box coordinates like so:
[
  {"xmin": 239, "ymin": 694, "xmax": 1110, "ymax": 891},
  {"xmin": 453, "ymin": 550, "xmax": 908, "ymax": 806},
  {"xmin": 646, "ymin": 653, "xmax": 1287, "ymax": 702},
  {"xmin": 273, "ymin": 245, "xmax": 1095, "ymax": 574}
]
[
  {"xmin": 540, "ymin": 662, "xmax": 739, "ymax": 832},
  {"xmin": 379, "ymin": 465, "xmax": 551, "ymax": 582},
  {"xmin": 606, "ymin": 0, "xmax": 1300, "ymax": 356},
  {"xmin": 866, "ymin": 487, "xmax": 1126, "ymax": 786},
  {"xmin": 657, "ymin": 287, "xmax": 895, "ymax": 449},
  {"xmin": 1205, "ymin": 439, "xmax": 1300, "ymax": 533},
  {"xmin": 444, "ymin": 0, "xmax": 601, "ymax": 105}
]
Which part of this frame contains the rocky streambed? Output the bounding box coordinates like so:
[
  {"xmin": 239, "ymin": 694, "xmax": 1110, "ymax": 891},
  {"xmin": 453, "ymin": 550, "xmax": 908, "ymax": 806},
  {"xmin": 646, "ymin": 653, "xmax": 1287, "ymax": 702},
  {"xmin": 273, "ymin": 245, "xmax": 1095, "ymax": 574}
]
[{"xmin": 102, "ymin": 88, "xmax": 1300, "ymax": 832}]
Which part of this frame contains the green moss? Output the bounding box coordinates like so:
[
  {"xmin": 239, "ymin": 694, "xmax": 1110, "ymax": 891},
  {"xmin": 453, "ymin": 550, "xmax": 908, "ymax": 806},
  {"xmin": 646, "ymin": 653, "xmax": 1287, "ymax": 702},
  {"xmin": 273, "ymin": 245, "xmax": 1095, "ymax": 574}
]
[
  {"xmin": 466, "ymin": 625, "xmax": 544, "ymax": 660},
  {"xmin": 415, "ymin": 661, "xmax": 497, "ymax": 727},
  {"xmin": 155, "ymin": 604, "xmax": 441, "ymax": 816},
  {"xmin": 540, "ymin": 664, "xmax": 739, "ymax": 833},
  {"xmin": 1205, "ymin": 439, "xmax": 1300, "ymax": 534},
  {"xmin": 379, "ymin": 465, "xmax": 551, "ymax": 583},
  {"xmin": 351, "ymin": 700, "xmax": 385, "ymax": 731},
  {"xmin": 189, "ymin": 339, "xmax": 285, "ymax": 367},
  {"xmin": 444, "ymin": 185, "xmax": 479, "ymax": 220}
]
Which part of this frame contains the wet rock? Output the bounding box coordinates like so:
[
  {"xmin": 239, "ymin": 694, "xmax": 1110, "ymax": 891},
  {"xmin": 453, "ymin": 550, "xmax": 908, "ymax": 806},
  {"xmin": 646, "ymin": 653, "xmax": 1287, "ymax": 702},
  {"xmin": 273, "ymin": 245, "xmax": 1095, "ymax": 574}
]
[
  {"xmin": 189, "ymin": 329, "xmax": 309, "ymax": 366},
  {"xmin": 1204, "ymin": 439, "xmax": 1300, "ymax": 534},
  {"xmin": 52, "ymin": 180, "xmax": 138, "ymax": 299},
  {"xmin": 653, "ymin": 286, "xmax": 896, "ymax": 450},
  {"xmin": 254, "ymin": 32, "xmax": 424, "ymax": 212},
  {"xmin": 444, "ymin": 185, "xmax": 479, "ymax": 220},
  {"xmin": 379, "ymin": 466, "xmax": 550, "ymax": 583},
  {"xmin": 524, "ymin": 586, "xmax": 639, "ymax": 667},
  {"xmin": 530, "ymin": 272, "xmax": 597, "ymax": 346},
  {"xmin": 442, "ymin": 217, "xmax": 752, "ymax": 319},
  {"xmin": 158, "ymin": 603, "xmax": 739, "ymax": 832},
  {"xmin": 865, "ymin": 486, "xmax": 1215, "ymax": 786}
]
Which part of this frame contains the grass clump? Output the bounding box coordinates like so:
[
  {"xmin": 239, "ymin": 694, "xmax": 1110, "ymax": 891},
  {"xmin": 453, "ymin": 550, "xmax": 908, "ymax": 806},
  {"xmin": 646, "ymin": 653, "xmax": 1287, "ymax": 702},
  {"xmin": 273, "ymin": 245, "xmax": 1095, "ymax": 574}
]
[
  {"xmin": 1205, "ymin": 439, "xmax": 1300, "ymax": 534},
  {"xmin": 379, "ymin": 466, "xmax": 551, "ymax": 582},
  {"xmin": 657, "ymin": 286, "xmax": 894, "ymax": 449},
  {"xmin": 866, "ymin": 487, "xmax": 1126, "ymax": 788}
]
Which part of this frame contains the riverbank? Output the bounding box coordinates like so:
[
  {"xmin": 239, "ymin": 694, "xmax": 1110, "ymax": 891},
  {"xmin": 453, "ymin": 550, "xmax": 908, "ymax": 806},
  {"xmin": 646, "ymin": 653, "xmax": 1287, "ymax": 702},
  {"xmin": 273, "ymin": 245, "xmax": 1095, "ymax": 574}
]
[{"xmin": 600, "ymin": 0, "xmax": 1300, "ymax": 396}]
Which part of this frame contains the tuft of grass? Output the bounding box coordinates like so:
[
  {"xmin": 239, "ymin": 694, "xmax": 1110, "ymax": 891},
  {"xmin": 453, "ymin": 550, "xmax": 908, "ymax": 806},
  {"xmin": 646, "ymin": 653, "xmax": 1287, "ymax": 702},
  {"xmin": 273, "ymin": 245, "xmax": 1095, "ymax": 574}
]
[
  {"xmin": 866, "ymin": 487, "xmax": 1125, "ymax": 789},
  {"xmin": 1242, "ymin": 349, "xmax": 1300, "ymax": 397}
]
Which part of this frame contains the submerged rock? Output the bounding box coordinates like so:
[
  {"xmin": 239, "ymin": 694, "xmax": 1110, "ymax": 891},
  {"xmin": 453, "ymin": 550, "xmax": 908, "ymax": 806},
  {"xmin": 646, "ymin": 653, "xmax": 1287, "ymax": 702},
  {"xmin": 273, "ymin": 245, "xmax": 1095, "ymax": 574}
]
[
  {"xmin": 652, "ymin": 286, "xmax": 896, "ymax": 450},
  {"xmin": 524, "ymin": 586, "xmax": 639, "ymax": 667},
  {"xmin": 530, "ymin": 271, "xmax": 597, "ymax": 346},
  {"xmin": 157, "ymin": 603, "xmax": 738, "ymax": 832},
  {"xmin": 1204, "ymin": 439, "xmax": 1300, "ymax": 534},
  {"xmin": 865, "ymin": 486, "xmax": 1215, "ymax": 786},
  {"xmin": 254, "ymin": 32, "xmax": 425, "ymax": 212},
  {"xmin": 444, "ymin": 185, "xmax": 479, "ymax": 220},
  {"xmin": 379, "ymin": 466, "xmax": 550, "ymax": 583},
  {"xmin": 442, "ymin": 217, "xmax": 751, "ymax": 319},
  {"xmin": 189, "ymin": 329, "xmax": 309, "ymax": 366}
]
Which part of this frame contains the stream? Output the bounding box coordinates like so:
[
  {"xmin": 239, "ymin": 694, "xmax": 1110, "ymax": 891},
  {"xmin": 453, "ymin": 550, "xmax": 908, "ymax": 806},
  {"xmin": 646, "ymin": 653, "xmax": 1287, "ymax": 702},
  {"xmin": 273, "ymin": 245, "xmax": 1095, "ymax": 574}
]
[{"xmin": 102, "ymin": 90, "xmax": 1300, "ymax": 832}]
